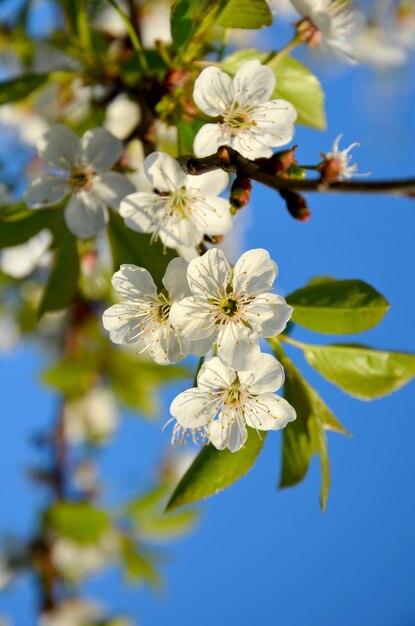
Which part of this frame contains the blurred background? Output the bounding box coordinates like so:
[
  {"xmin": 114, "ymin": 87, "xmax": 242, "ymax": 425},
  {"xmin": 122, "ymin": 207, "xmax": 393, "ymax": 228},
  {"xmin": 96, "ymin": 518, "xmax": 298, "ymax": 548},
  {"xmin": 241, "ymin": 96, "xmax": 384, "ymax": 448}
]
[{"xmin": 1, "ymin": 0, "xmax": 415, "ymax": 624}]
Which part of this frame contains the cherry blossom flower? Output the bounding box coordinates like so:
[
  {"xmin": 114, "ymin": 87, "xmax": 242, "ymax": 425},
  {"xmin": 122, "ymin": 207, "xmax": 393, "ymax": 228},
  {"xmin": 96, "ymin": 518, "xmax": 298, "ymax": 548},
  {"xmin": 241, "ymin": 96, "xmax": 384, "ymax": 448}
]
[
  {"xmin": 321, "ymin": 135, "xmax": 369, "ymax": 180},
  {"xmin": 290, "ymin": 0, "xmax": 357, "ymax": 61},
  {"xmin": 102, "ymin": 258, "xmax": 210, "ymax": 365},
  {"xmin": 168, "ymin": 354, "xmax": 296, "ymax": 453},
  {"xmin": 169, "ymin": 248, "xmax": 293, "ymax": 371},
  {"xmin": 39, "ymin": 599, "xmax": 103, "ymax": 626},
  {"xmin": 192, "ymin": 60, "xmax": 297, "ymax": 159},
  {"xmin": 0, "ymin": 229, "xmax": 52, "ymax": 278},
  {"xmin": 24, "ymin": 124, "xmax": 135, "ymax": 238},
  {"xmin": 119, "ymin": 151, "xmax": 232, "ymax": 248},
  {"xmin": 62, "ymin": 388, "xmax": 118, "ymax": 445}
]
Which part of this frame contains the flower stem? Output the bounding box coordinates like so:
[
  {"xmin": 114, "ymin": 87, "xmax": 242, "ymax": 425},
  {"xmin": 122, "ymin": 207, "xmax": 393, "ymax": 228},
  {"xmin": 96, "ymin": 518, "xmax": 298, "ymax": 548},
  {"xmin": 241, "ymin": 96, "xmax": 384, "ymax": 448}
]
[{"xmin": 263, "ymin": 36, "xmax": 301, "ymax": 65}]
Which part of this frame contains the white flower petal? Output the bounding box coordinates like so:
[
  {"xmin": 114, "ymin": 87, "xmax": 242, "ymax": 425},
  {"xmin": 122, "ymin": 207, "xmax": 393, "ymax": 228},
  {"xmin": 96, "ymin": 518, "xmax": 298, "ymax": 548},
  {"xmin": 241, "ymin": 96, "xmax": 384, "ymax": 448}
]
[
  {"xmin": 146, "ymin": 323, "xmax": 186, "ymax": 365},
  {"xmin": 189, "ymin": 334, "xmax": 216, "ymax": 356},
  {"xmin": 1, "ymin": 229, "xmax": 52, "ymax": 279},
  {"xmin": 245, "ymin": 293, "xmax": 293, "ymax": 336},
  {"xmin": 111, "ymin": 264, "xmax": 157, "ymax": 300},
  {"xmin": 186, "ymin": 247, "xmax": 231, "ymax": 299},
  {"xmin": 170, "ymin": 388, "xmax": 217, "ymax": 429},
  {"xmin": 197, "ymin": 356, "xmax": 236, "ymax": 392},
  {"xmin": 185, "ymin": 169, "xmax": 229, "ymax": 196},
  {"xmin": 119, "ymin": 192, "xmax": 166, "ymax": 234},
  {"xmin": 191, "ymin": 197, "xmax": 233, "ymax": 237},
  {"xmin": 217, "ymin": 322, "xmax": 261, "ymax": 371},
  {"xmin": 238, "ymin": 353, "xmax": 285, "ymax": 394},
  {"xmin": 233, "ymin": 60, "xmax": 275, "ymax": 106},
  {"xmin": 37, "ymin": 124, "xmax": 79, "ymax": 170},
  {"xmin": 102, "ymin": 303, "xmax": 146, "ymax": 345},
  {"xmin": 162, "ymin": 257, "xmax": 190, "ymax": 301},
  {"xmin": 144, "ymin": 151, "xmax": 186, "ymax": 192},
  {"xmin": 79, "ymin": 127, "xmax": 123, "ymax": 171},
  {"xmin": 230, "ymin": 132, "xmax": 274, "ymax": 159},
  {"xmin": 92, "ymin": 172, "xmax": 136, "ymax": 209},
  {"xmin": 170, "ymin": 298, "xmax": 217, "ymax": 340},
  {"xmin": 193, "ymin": 67, "xmax": 234, "ymax": 117},
  {"xmin": 24, "ymin": 174, "xmax": 68, "ymax": 208},
  {"xmin": 233, "ymin": 248, "xmax": 277, "ymax": 296},
  {"xmin": 159, "ymin": 215, "xmax": 203, "ymax": 248},
  {"xmin": 193, "ymin": 123, "xmax": 229, "ymax": 158},
  {"xmin": 209, "ymin": 412, "xmax": 247, "ymax": 452},
  {"xmin": 245, "ymin": 393, "xmax": 296, "ymax": 430},
  {"xmin": 64, "ymin": 191, "xmax": 108, "ymax": 238}
]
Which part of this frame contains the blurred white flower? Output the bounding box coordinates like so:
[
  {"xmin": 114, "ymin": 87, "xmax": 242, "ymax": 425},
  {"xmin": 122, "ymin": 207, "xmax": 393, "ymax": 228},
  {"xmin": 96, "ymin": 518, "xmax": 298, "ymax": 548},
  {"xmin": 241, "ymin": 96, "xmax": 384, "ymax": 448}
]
[
  {"xmin": 193, "ymin": 60, "xmax": 297, "ymax": 159},
  {"xmin": 120, "ymin": 151, "xmax": 232, "ymax": 248},
  {"xmin": 63, "ymin": 388, "xmax": 118, "ymax": 444},
  {"xmin": 168, "ymin": 354, "xmax": 296, "ymax": 452},
  {"xmin": 51, "ymin": 532, "xmax": 119, "ymax": 581},
  {"xmin": 24, "ymin": 125, "xmax": 135, "ymax": 238},
  {"xmin": 104, "ymin": 94, "xmax": 141, "ymax": 140},
  {"xmin": 353, "ymin": 25, "xmax": 408, "ymax": 68},
  {"xmin": 39, "ymin": 599, "xmax": 103, "ymax": 626},
  {"xmin": 290, "ymin": 0, "xmax": 357, "ymax": 60},
  {"xmin": 0, "ymin": 557, "xmax": 13, "ymax": 590},
  {"xmin": 0, "ymin": 104, "xmax": 49, "ymax": 147},
  {"xmin": 0, "ymin": 229, "xmax": 52, "ymax": 279},
  {"xmin": 0, "ymin": 316, "xmax": 20, "ymax": 353},
  {"xmin": 321, "ymin": 134, "xmax": 369, "ymax": 180}
]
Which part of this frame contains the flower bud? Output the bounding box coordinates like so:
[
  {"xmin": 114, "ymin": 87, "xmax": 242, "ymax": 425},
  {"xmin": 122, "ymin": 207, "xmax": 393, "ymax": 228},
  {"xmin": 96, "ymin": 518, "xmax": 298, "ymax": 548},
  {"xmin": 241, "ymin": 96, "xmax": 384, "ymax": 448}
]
[
  {"xmin": 230, "ymin": 176, "xmax": 252, "ymax": 212},
  {"xmin": 279, "ymin": 189, "xmax": 310, "ymax": 221},
  {"xmin": 295, "ymin": 17, "xmax": 323, "ymax": 47},
  {"xmin": 318, "ymin": 157, "xmax": 342, "ymax": 183}
]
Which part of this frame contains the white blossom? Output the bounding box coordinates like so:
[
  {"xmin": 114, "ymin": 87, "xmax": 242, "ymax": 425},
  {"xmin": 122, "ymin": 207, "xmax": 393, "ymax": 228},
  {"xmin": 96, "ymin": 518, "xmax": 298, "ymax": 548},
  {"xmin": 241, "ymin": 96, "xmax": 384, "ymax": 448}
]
[
  {"xmin": 102, "ymin": 257, "xmax": 211, "ymax": 364},
  {"xmin": 169, "ymin": 248, "xmax": 293, "ymax": 371},
  {"xmin": 290, "ymin": 0, "xmax": 357, "ymax": 60},
  {"xmin": 192, "ymin": 60, "xmax": 297, "ymax": 159},
  {"xmin": 104, "ymin": 94, "xmax": 141, "ymax": 140},
  {"xmin": 168, "ymin": 354, "xmax": 296, "ymax": 453},
  {"xmin": 51, "ymin": 532, "xmax": 119, "ymax": 581},
  {"xmin": 39, "ymin": 599, "xmax": 103, "ymax": 626},
  {"xmin": 62, "ymin": 388, "xmax": 118, "ymax": 445},
  {"xmin": 353, "ymin": 25, "xmax": 408, "ymax": 68},
  {"xmin": 0, "ymin": 229, "xmax": 52, "ymax": 278},
  {"xmin": 24, "ymin": 125, "xmax": 135, "ymax": 238},
  {"xmin": 323, "ymin": 134, "xmax": 369, "ymax": 179},
  {"xmin": 120, "ymin": 151, "xmax": 232, "ymax": 248}
]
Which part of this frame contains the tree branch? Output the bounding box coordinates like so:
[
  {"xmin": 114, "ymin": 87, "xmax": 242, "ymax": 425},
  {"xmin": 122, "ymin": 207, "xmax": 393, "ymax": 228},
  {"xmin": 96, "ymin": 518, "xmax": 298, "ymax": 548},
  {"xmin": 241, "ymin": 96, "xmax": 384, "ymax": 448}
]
[{"xmin": 179, "ymin": 147, "xmax": 415, "ymax": 197}]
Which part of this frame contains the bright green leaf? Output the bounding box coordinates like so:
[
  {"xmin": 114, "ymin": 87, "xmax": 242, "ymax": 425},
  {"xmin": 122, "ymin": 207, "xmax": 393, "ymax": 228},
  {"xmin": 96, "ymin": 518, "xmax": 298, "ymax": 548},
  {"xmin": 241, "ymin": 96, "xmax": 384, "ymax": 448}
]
[
  {"xmin": 0, "ymin": 73, "xmax": 50, "ymax": 105},
  {"xmin": 121, "ymin": 538, "xmax": 161, "ymax": 588},
  {"xmin": 303, "ymin": 343, "xmax": 415, "ymax": 400},
  {"xmin": 287, "ymin": 279, "xmax": 390, "ymax": 334},
  {"xmin": 46, "ymin": 503, "xmax": 110, "ymax": 544},
  {"xmin": 38, "ymin": 230, "xmax": 79, "ymax": 316},
  {"xmin": 216, "ymin": 0, "xmax": 273, "ymax": 28},
  {"xmin": 278, "ymin": 353, "xmax": 349, "ymax": 509},
  {"xmin": 221, "ymin": 49, "xmax": 326, "ymax": 129},
  {"xmin": 108, "ymin": 213, "xmax": 176, "ymax": 290},
  {"xmin": 166, "ymin": 429, "xmax": 265, "ymax": 511}
]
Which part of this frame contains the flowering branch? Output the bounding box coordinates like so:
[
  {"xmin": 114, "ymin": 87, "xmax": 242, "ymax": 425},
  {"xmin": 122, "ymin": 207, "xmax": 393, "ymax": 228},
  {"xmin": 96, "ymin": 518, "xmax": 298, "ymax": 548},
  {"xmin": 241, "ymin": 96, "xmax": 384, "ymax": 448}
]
[{"xmin": 180, "ymin": 147, "xmax": 415, "ymax": 198}]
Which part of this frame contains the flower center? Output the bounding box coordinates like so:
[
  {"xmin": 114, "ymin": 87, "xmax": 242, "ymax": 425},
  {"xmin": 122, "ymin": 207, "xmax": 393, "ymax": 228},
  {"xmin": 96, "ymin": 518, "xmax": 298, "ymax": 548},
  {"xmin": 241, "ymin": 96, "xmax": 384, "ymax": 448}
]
[
  {"xmin": 219, "ymin": 295, "xmax": 239, "ymax": 317},
  {"xmin": 154, "ymin": 292, "xmax": 171, "ymax": 321},
  {"xmin": 166, "ymin": 187, "xmax": 191, "ymax": 218},
  {"xmin": 222, "ymin": 103, "xmax": 253, "ymax": 136},
  {"xmin": 68, "ymin": 166, "xmax": 94, "ymax": 191},
  {"xmin": 223, "ymin": 382, "xmax": 249, "ymax": 408}
]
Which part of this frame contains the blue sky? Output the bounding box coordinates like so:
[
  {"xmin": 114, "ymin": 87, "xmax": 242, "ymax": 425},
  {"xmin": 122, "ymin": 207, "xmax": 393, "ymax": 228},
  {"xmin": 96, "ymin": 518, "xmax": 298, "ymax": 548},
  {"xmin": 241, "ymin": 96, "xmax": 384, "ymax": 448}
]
[{"xmin": 1, "ymin": 7, "xmax": 415, "ymax": 626}]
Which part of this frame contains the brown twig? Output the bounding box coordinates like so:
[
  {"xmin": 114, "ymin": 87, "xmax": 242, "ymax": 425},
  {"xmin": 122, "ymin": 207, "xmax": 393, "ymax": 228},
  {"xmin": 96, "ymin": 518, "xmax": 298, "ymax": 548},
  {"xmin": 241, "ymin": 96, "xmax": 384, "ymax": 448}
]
[{"xmin": 179, "ymin": 147, "xmax": 415, "ymax": 197}]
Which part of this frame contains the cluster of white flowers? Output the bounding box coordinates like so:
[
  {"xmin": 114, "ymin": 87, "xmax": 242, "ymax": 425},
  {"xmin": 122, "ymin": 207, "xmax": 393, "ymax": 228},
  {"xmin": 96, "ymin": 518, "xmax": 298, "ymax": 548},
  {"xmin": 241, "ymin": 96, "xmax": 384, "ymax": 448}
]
[{"xmin": 103, "ymin": 248, "xmax": 296, "ymax": 452}]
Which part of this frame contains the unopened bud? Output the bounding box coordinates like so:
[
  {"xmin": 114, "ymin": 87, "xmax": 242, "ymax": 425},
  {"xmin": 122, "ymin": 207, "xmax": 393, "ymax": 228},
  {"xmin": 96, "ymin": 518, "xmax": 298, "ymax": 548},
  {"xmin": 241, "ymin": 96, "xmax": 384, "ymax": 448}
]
[
  {"xmin": 270, "ymin": 146, "xmax": 298, "ymax": 173},
  {"xmin": 279, "ymin": 188, "xmax": 310, "ymax": 221},
  {"xmin": 230, "ymin": 176, "xmax": 252, "ymax": 212},
  {"xmin": 217, "ymin": 145, "xmax": 233, "ymax": 162}
]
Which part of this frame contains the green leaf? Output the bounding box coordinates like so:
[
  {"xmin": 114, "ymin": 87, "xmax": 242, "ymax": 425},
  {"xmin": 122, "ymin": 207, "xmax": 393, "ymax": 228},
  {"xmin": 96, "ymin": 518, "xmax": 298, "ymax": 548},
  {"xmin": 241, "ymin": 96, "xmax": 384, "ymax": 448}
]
[
  {"xmin": 126, "ymin": 485, "xmax": 197, "ymax": 541},
  {"xmin": 106, "ymin": 349, "xmax": 189, "ymax": 416},
  {"xmin": 108, "ymin": 212, "xmax": 176, "ymax": 290},
  {"xmin": 170, "ymin": 0, "xmax": 198, "ymax": 48},
  {"xmin": 121, "ymin": 538, "xmax": 161, "ymax": 588},
  {"xmin": 166, "ymin": 429, "xmax": 265, "ymax": 511},
  {"xmin": 46, "ymin": 503, "xmax": 110, "ymax": 544},
  {"xmin": 38, "ymin": 230, "xmax": 79, "ymax": 316},
  {"xmin": 221, "ymin": 49, "xmax": 326, "ymax": 129},
  {"xmin": 287, "ymin": 279, "xmax": 390, "ymax": 335},
  {"xmin": 278, "ymin": 352, "xmax": 349, "ymax": 509},
  {"xmin": 0, "ymin": 207, "xmax": 60, "ymax": 249},
  {"xmin": 0, "ymin": 73, "xmax": 50, "ymax": 105},
  {"xmin": 303, "ymin": 343, "xmax": 415, "ymax": 400},
  {"xmin": 41, "ymin": 353, "xmax": 98, "ymax": 398},
  {"xmin": 216, "ymin": 0, "xmax": 273, "ymax": 28}
]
